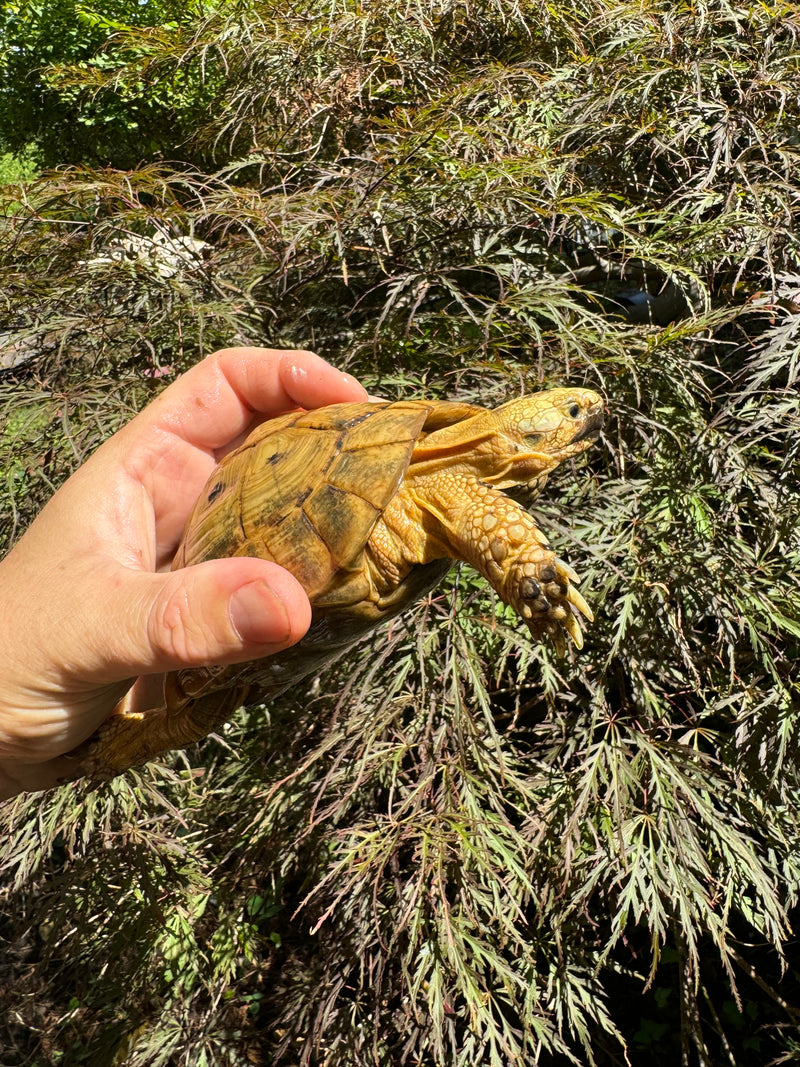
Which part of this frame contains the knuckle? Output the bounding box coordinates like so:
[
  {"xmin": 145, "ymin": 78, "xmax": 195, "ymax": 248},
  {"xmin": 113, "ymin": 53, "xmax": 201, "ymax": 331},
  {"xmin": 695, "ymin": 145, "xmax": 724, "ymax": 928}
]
[{"xmin": 147, "ymin": 583, "xmax": 216, "ymax": 666}]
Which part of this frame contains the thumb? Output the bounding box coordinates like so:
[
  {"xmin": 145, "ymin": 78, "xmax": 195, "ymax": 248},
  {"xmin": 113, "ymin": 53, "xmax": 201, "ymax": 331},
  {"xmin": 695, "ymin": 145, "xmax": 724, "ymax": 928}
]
[{"xmin": 103, "ymin": 557, "xmax": 312, "ymax": 679}]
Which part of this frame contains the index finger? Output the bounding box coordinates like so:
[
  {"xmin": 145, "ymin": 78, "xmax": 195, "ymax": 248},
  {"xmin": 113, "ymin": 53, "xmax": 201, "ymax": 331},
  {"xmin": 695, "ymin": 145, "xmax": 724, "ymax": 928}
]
[{"xmin": 126, "ymin": 348, "xmax": 368, "ymax": 452}]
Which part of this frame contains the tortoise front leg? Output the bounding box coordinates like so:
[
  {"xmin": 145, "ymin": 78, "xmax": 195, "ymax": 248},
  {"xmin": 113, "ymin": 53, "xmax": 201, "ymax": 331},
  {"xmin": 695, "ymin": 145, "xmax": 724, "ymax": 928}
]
[
  {"xmin": 464, "ymin": 486, "xmax": 592, "ymax": 650},
  {"xmin": 376, "ymin": 479, "xmax": 593, "ymax": 651}
]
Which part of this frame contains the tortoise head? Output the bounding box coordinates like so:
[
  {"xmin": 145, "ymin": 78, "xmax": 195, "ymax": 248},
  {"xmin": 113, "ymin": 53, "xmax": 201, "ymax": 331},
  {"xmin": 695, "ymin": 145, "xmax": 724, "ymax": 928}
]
[
  {"xmin": 498, "ymin": 387, "xmax": 604, "ymax": 454},
  {"xmin": 477, "ymin": 387, "xmax": 605, "ymax": 491}
]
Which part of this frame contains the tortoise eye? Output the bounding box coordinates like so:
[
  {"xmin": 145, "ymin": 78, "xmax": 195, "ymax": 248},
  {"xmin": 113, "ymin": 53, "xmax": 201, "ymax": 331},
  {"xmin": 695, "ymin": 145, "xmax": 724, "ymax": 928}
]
[{"xmin": 568, "ymin": 403, "xmax": 580, "ymax": 418}]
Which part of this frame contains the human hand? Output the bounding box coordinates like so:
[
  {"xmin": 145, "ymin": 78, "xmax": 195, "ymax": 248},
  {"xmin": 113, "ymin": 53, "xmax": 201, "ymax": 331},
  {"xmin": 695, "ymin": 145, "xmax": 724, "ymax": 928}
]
[{"xmin": 0, "ymin": 347, "xmax": 367, "ymax": 797}]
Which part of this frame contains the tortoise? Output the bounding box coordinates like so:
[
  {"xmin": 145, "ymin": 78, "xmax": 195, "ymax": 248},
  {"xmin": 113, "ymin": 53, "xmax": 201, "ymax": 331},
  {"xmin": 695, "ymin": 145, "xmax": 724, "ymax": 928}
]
[{"xmin": 71, "ymin": 386, "xmax": 604, "ymax": 780}]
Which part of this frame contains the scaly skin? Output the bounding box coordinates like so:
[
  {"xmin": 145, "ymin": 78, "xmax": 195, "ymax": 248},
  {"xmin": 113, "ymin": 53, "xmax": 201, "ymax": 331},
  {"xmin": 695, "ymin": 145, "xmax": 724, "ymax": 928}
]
[
  {"xmin": 67, "ymin": 387, "xmax": 604, "ymax": 781},
  {"xmin": 371, "ymin": 481, "xmax": 589, "ymax": 651},
  {"xmin": 367, "ymin": 388, "xmax": 602, "ymax": 650}
]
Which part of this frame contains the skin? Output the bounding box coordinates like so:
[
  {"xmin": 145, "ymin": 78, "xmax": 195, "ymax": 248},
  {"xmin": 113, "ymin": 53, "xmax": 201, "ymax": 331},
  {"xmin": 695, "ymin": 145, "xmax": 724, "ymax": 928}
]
[{"xmin": 0, "ymin": 347, "xmax": 367, "ymax": 798}]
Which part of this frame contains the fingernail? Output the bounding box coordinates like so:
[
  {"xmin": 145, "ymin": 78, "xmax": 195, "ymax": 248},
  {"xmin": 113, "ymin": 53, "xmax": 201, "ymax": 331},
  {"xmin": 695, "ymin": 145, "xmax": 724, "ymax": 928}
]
[{"xmin": 228, "ymin": 580, "xmax": 292, "ymax": 646}]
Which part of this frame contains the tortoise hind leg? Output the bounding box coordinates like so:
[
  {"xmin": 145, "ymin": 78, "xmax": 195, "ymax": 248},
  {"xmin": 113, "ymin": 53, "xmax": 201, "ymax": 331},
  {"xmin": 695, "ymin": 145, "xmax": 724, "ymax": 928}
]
[{"xmin": 64, "ymin": 686, "xmax": 247, "ymax": 782}]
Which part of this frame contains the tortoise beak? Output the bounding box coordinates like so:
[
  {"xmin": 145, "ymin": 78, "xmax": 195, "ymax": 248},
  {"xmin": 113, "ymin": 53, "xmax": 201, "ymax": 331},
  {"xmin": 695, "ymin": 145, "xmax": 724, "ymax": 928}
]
[{"xmin": 573, "ymin": 407, "xmax": 605, "ymax": 443}]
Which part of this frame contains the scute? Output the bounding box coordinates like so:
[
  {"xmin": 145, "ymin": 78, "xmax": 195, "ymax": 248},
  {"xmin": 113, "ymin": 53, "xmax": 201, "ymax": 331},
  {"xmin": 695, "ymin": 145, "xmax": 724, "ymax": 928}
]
[
  {"xmin": 291, "ymin": 402, "xmax": 382, "ymax": 432},
  {"xmin": 333, "ymin": 401, "xmax": 431, "ymax": 449},
  {"xmin": 176, "ymin": 400, "xmax": 433, "ymax": 597},
  {"xmin": 251, "ymin": 507, "xmax": 333, "ymax": 595},
  {"xmin": 174, "ymin": 447, "xmax": 252, "ymax": 567},
  {"xmin": 328, "ymin": 440, "xmax": 418, "ymax": 508},
  {"xmin": 303, "ymin": 484, "xmax": 381, "ymax": 571},
  {"xmin": 239, "ymin": 424, "xmax": 338, "ymax": 534}
]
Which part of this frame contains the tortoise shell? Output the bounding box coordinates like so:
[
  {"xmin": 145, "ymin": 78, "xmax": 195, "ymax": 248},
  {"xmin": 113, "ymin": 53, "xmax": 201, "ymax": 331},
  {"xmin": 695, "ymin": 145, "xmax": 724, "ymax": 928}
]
[
  {"xmin": 165, "ymin": 399, "xmax": 485, "ymax": 708},
  {"xmin": 173, "ymin": 399, "xmax": 483, "ymax": 605}
]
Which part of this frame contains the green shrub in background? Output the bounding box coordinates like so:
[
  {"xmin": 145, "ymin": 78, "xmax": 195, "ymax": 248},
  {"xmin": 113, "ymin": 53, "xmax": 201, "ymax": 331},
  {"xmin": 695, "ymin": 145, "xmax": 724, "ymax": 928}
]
[
  {"xmin": 1, "ymin": 1, "xmax": 799, "ymax": 1064},
  {"xmin": 0, "ymin": 0, "xmax": 215, "ymax": 168},
  {"xmin": 0, "ymin": 148, "xmax": 37, "ymax": 185}
]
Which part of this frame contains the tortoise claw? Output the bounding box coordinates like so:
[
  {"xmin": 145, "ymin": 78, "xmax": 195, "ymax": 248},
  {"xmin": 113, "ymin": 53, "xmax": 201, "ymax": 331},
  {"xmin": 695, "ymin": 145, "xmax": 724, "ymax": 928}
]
[
  {"xmin": 556, "ymin": 557, "xmax": 581, "ymax": 586},
  {"xmin": 566, "ymin": 583, "xmax": 593, "ymax": 622},
  {"xmin": 551, "ymin": 627, "xmax": 567, "ymax": 658},
  {"xmin": 527, "ymin": 610, "xmax": 583, "ymax": 656},
  {"xmin": 562, "ymin": 609, "xmax": 585, "ymax": 650}
]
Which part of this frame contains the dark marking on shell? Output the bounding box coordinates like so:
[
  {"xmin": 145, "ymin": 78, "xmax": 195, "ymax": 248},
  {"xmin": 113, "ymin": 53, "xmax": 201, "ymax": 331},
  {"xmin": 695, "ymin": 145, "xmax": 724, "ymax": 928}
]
[
  {"xmin": 345, "ymin": 411, "xmax": 373, "ymax": 428},
  {"xmin": 318, "ymin": 432, "xmax": 345, "ymax": 475},
  {"xmin": 207, "ymin": 483, "xmax": 223, "ymax": 503}
]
